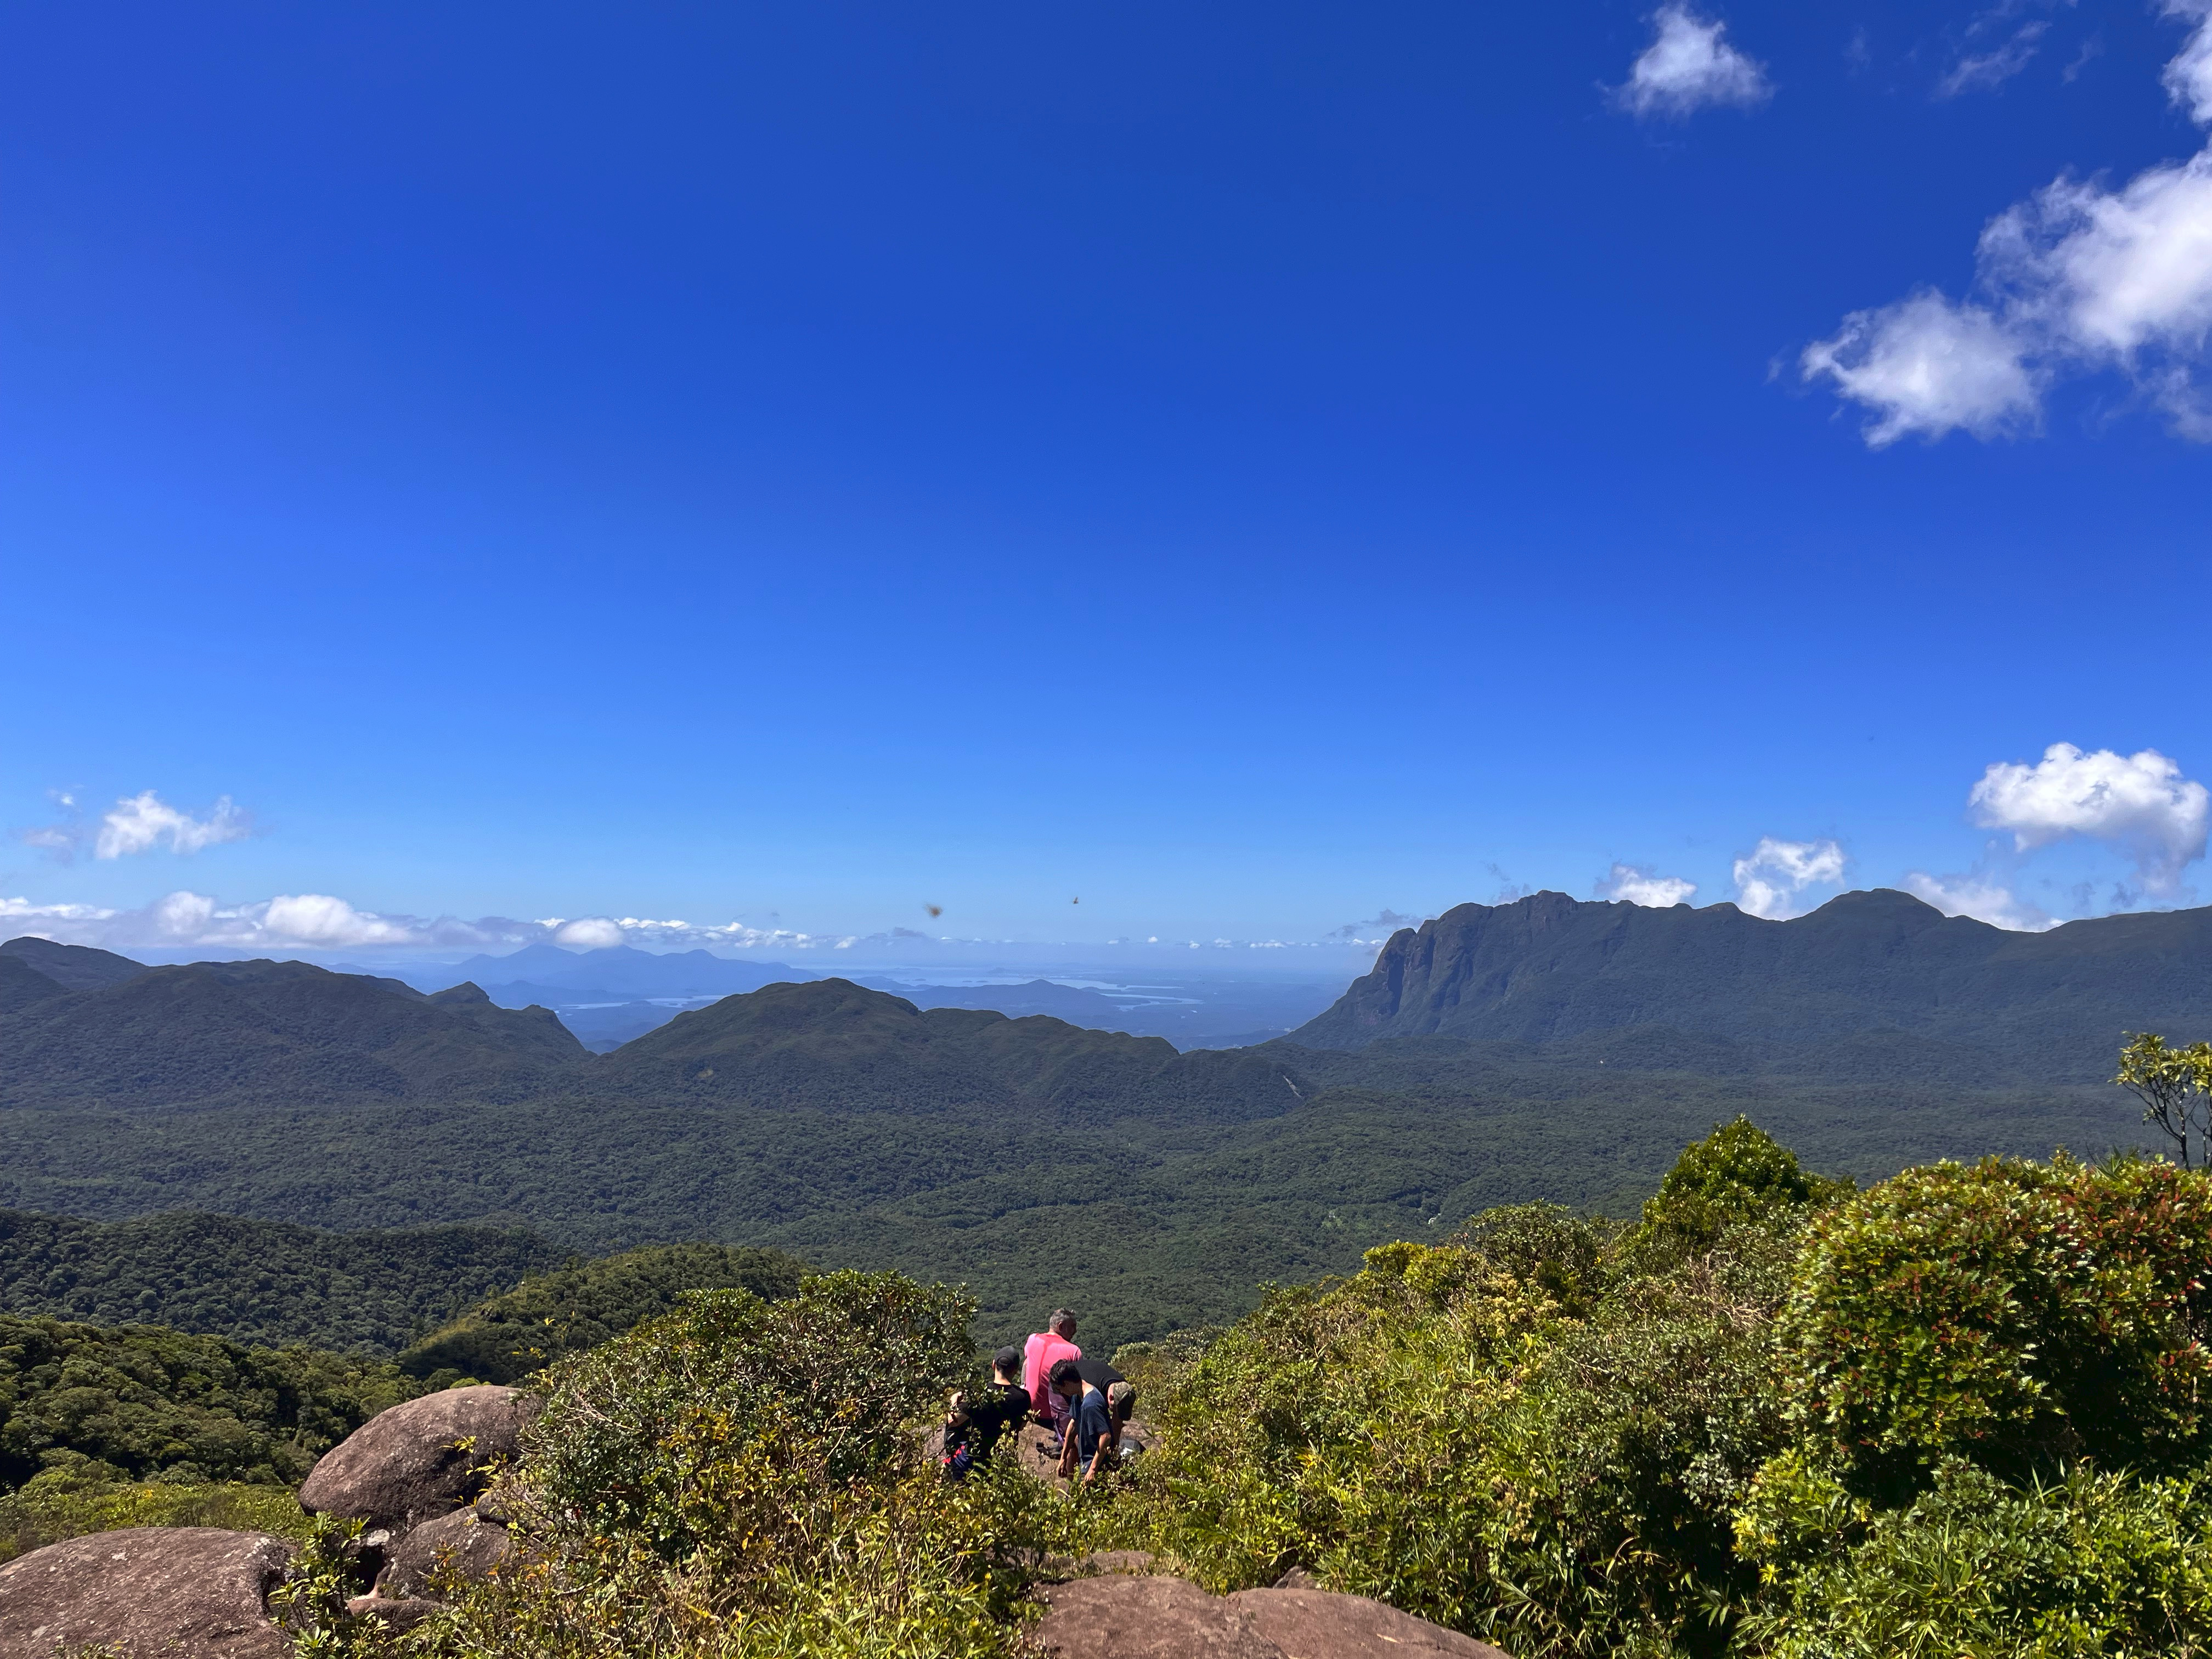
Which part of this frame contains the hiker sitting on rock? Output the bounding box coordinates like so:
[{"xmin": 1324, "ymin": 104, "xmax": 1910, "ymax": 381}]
[
  {"xmin": 939, "ymin": 1346, "xmax": 1031, "ymax": 1481},
  {"xmin": 1023, "ymin": 1308, "xmax": 1082, "ymax": 1451},
  {"xmin": 1050, "ymin": 1357, "xmax": 1116, "ymax": 1486},
  {"xmin": 1074, "ymin": 1355, "xmax": 1137, "ymax": 1457}
]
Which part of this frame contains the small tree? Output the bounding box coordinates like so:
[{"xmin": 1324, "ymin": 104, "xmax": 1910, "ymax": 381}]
[{"xmin": 2115, "ymin": 1032, "xmax": 2212, "ymax": 1169}]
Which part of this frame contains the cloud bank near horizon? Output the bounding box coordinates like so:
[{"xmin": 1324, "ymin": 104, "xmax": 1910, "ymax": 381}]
[
  {"xmin": 10, "ymin": 743, "xmax": 2208, "ymax": 956},
  {"xmin": 0, "ymin": 893, "xmax": 864, "ymax": 957}
]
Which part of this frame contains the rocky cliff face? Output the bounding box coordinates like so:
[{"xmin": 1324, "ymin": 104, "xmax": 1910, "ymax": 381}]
[{"xmin": 1284, "ymin": 888, "xmax": 2212, "ymax": 1081}]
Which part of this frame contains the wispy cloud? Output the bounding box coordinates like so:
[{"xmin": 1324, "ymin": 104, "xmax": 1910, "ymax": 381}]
[
  {"xmin": 1901, "ymin": 871, "xmax": 2056, "ymax": 930},
  {"xmin": 1615, "ymin": 5, "xmax": 1773, "ymax": 118},
  {"xmin": 1596, "ymin": 862, "xmax": 1699, "ymax": 907},
  {"xmin": 1939, "ymin": 20, "xmax": 2049, "ymax": 97},
  {"xmin": 1732, "ymin": 837, "xmax": 1847, "ymax": 919},
  {"xmin": 1805, "ymin": 2, "xmax": 2212, "ymax": 443},
  {"xmin": 21, "ymin": 790, "xmax": 252, "ymax": 862}
]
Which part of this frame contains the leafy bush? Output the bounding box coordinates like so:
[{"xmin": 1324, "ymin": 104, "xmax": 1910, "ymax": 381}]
[
  {"xmin": 1773, "ymin": 1152, "xmax": 2212, "ymax": 1491},
  {"xmin": 1738, "ymin": 1458, "xmax": 2212, "ymax": 1658},
  {"xmin": 383, "ymin": 1271, "xmax": 1052, "ymax": 1659},
  {"xmin": 1112, "ymin": 1199, "xmax": 1801, "ymax": 1658},
  {"xmin": 1637, "ymin": 1115, "xmax": 1847, "ymax": 1254}
]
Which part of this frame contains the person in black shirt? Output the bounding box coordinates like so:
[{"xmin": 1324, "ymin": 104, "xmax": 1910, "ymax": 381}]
[{"xmin": 939, "ymin": 1346, "xmax": 1032, "ymax": 1481}]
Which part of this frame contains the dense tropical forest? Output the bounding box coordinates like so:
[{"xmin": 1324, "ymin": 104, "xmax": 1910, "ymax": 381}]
[
  {"xmin": 225, "ymin": 1117, "xmax": 2212, "ymax": 1659},
  {"xmin": 12, "ymin": 1111, "xmax": 2212, "ymax": 1654}
]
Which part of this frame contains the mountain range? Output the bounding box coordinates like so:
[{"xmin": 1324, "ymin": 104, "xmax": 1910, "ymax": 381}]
[
  {"xmin": 0, "ymin": 887, "xmax": 2197, "ymax": 1348},
  {"xmin": 1290, "ymin": 888, "xmax": 2209, "ymax": 1083}
]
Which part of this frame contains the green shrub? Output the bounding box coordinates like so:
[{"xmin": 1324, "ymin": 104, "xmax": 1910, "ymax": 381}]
[
  {"xmin": 1773, "ymin": 1153, "xmax": 2212, "ymax": 1491},
  {"xmin": 1638, "ymin": 1116, "xmax": 1844, "ymax": 1255},
  {"xmin": 387, "ymin": 1271, "xmax": 1050, "ymax": 1659},
  {"xmin": 1737, "ymin": 1457, "xmax": 2212, "ymax": 1658}
]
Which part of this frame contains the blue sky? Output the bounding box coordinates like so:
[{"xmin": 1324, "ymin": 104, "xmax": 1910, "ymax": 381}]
[{"xmin": 6, "ymin": 0, "xmax": 2212, "ymax": 957}]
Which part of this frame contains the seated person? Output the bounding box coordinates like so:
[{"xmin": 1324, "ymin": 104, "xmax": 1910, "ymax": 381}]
[
  {"xmin": 939, "ymin": 1347, "xmax": 1031, "ymax": 1481},
  {"xmin": 1073, "ymin": 1355, "xmax": 1138, "ymax": 1452},
  {"xmin": 1049, "ymin": 1357, "xmax": 1117, "ymax": 1487},
  {"xmin": 1023, "ymin": 1310, "xmax": 1082, "ymax": 1449}
]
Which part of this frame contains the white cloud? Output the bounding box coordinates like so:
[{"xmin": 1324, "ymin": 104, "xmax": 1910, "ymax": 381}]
[
  {"xmin": 1616, "ymin": 5, "xmax": 1772, "ymax": 118},
  {"xmin": 550, "ymin": 917, "xmax": 627, "ymax": 950},
  {"xmin": 1801, "ymin": 292, "xmax": 2041, "ymax": 446},
  {"xmin": 1732, "ymin": 837, "xmax": 1847, "ymax": 919},
  {"xmin": 2166, "ymin": 0, "xmax": 2212, "ymax": 121},
  {"xmin": 1939, "ymin": 21, "xmax": 2049, "ymax": 98},
  {"xmin": 1807, "ymin": 4, "xmax": 2212, "ymax": 442},
  {"xmin": 1596, "ymin": 863, "xmax": 1700, "ymax": 906},
  {"xmin": 86, "ymin": 792, "xmax": 251, "ymax": 859},
  {"xmin": 1967, "ymin": 742, "xmax": 2209, "ymax": 894},
  {"xmin": 259, "ymin": 894, "xmax": 422, "ymax": 947},
  {"xmin": 1900, "ymin": 872, "xmax": 2057, "ymax": 930}
]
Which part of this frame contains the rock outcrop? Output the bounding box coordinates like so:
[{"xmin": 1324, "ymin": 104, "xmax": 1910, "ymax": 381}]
[
  {"xmin": 1231, "ymin": 1585, "xmax": 1510, "ymax": 1657},
  {"xmin": 1034, "ymin": 1574, "xmax": 1512, "ymax": 1659},
  {"xmin": 298, "ymin": 1384, "xmax": 528, "ymax": 1536},
  {"xmin": 0, "ymin": 1527, "xmax": 294, "ymax": 1658},
  {"xmin": 377, "ymin": 1503, "xmax": 512, "ymax": 1599}
]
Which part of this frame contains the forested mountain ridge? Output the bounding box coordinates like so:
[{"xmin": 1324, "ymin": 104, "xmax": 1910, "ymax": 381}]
[
  {"xmin": 1289, "ymin": 887, "xmax": 2212, "ymax": 1081},
  {"xmin": 592, "ymin": 977, "xmax": 1308, "ymax": 1120},
  {"xmin": 0, "ymin": 955, "xmax": 588, "ymax": 1106},
  {"xmin": 0, "ymin": 936, "xmax": 146, "ymax": 992}
]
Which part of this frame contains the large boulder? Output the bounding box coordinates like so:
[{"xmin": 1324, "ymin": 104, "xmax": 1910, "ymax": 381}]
[
  {"xmin": 0, "ymin": 1527, "xmax": 293, "ymax": 1659},
  {"xmin": 1034, "ymin": 1575, "xmax": 1512, "ymax": 1659},
  {"xmin": 299, "ymin": 1384, "xmax": 528, "ymax": 1535},
  {"xmin": 377, "ymin": 1505, "xmax": 512, "ymax": 1599}
]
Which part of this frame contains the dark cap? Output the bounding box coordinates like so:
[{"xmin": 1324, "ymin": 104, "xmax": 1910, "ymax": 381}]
[{"xmin": 991, "ymin": 1346, "xmax": 1023, "ymax": 1375}]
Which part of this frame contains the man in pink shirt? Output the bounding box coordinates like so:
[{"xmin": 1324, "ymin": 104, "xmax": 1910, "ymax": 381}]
[{"xmin": 1022, "ymin": 1309, "xmax": 1082, "ymax": 1447}]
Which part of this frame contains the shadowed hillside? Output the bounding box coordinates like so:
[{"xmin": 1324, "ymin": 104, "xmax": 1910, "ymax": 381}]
[
  {"xmin": 0, "ymin": 955, "xmax": 588, "ymax": 1107},
  {"xmin": 0, "ymin": 937, "xmax": 147, "ymax": 993},
  {"xmin": 592, "ymin": 977, "xmax": 1309, "ymax": 1121}
]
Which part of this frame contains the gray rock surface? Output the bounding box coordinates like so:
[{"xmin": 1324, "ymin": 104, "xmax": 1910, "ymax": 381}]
[
  {"xmin": 0, "ymin": 1526, "xmax": 294, "ymax": 1659},
  {"xmin": 300, "ymin": 1384, "xmax": 528, "ymax": 1534},
  {"xmin": 377, "ymin": 1505, "xmax": 512, "ymax": 1599},
  {"xmin": 1035, "ymin": 1576, "xmax": 1283, "ymax": 1659},
  {"xmin": 1035, "ymin": 1575, "xmax": 1513, "ymax": 1659},
  {"xmin": 1230, "ymin": 1585, "xmax": 1513, "ymax": 1657}
]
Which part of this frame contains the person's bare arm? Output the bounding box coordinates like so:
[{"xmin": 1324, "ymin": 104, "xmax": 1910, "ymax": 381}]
[{"xmin": 1057, "ymin": 1421, "xmax": 1077, "ymax": 1478}]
